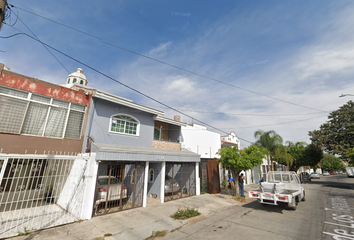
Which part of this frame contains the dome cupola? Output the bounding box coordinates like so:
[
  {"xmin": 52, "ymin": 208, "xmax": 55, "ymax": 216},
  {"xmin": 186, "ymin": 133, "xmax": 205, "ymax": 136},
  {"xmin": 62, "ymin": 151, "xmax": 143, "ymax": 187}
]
[{"xmin": 66, "ymin": 68, "xmax": 88, "ymax": 86}]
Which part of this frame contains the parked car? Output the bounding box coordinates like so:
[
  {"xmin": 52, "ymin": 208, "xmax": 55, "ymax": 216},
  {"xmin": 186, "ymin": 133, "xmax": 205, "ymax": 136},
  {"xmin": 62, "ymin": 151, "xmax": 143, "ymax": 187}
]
[
  {"xmin": 165, "ymin": 176, "xmax": 180, "ymax": 193},
  {"xmin": 309, "ymin": 172, "xmax": 320, "ymax": 179},
  {"xmin": 95, "ymin": 176, "xmax": 127, "ymax": 203},
  {"xmin": 299, "ymin": 172, "xmax": 311, "ymax": 182},
  {"xmin": 329, "ymin": 171, "xmax": 335, "ymax": 175},
  {"xmin": 323, "ymin": 171, "xmax": 330, "ymax": 176}
]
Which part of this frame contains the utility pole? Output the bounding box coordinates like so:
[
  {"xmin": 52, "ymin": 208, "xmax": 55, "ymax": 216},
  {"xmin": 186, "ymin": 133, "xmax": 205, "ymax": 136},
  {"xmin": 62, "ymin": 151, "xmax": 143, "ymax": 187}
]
[{"xmin": 0, "ymin": 0, "xmax": 7, "ymax": 29}]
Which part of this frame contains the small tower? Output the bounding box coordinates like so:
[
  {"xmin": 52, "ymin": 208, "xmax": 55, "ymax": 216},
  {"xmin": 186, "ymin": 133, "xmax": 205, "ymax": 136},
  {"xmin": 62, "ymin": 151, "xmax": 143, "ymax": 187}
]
[{"xmin": 66, "ymin": 68, "xmax": 88, "ymax": 87}]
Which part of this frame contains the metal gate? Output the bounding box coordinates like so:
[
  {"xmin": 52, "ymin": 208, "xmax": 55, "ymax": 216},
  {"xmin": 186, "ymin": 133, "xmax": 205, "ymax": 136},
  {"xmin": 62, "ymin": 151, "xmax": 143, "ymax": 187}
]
[
  {"xmin": 164, "ymin": 162, "xmax": 196, "ymax": 202},
  {"xmin": 94, "ymin": 161, "xmax": 145, "ymax": 216},
  {"xmin": 206, "ymin": 159, "xmax": 220, "ymax": 194},
  {"xmin": 0, "ymin": 154, "xmax": 89, "ymax": 239}
]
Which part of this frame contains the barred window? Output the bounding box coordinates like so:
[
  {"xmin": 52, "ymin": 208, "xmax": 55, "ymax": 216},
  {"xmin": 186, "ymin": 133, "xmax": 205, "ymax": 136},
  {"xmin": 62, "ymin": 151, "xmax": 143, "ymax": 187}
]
[
  {"xmin": 110, "ymin": 114, "xmax": 139, "ymax": 136},
  {"xmin": 0, "ymin": 85, "xmax": 86, "ymax": 139}
]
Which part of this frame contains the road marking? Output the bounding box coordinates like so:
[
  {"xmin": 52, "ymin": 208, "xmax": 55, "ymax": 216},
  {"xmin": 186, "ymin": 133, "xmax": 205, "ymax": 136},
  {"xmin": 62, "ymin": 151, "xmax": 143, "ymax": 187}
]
[
  {"xmin": 323, "ymin": 197, "xmax": 354, "ymax": 239},
  {"xmin": 323, "ymin": 230, "xmax": 354, "ymax": 239},
  {"xmin": 324, "ymin": 221, "xmax": 354, "ymax": 229}
]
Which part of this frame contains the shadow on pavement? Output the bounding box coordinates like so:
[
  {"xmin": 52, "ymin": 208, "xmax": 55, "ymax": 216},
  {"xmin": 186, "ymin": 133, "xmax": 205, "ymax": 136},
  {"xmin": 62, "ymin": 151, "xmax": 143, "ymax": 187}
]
[
  {"xmin": 240, "ymin": 199, "xmax": 288, "ymax": 214},
  {"xmin": 305, "ymin": 179, "xmax": 354, "ymax": 190}
]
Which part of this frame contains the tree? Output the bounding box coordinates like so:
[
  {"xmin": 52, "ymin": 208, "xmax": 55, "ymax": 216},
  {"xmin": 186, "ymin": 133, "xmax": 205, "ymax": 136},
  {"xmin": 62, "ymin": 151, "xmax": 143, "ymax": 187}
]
[
  {"xmin": 320, "ymin": 154, "xmax": 346, "ymax": 171},
  {"xmin": 274, "ymin": 145, "xmax": 293, "ymax": 171},
  {"xmin": 287, "ymin": 143, "xmax": 306, "ymax": 172},
  {"xmin": 217, "ymin": 145, "xmax": 264, "ymax": 196},
  {"xmin": 304, "ymin": 143, "xmax": 323, "ymax": 170},
  {"xmin": 254, "ymin": 130, "xmax": 283, "ymax": 171},
  {"xmin": 286, "ymin": 143, "xmax": 322, "ymax": 172},
  {"xmin": 348, "ymin": 148, "xmax": 354, "ymax": 166},
  {"xmin": 309, "ymin": 101, "xmax": 354, "ymax": 160}
]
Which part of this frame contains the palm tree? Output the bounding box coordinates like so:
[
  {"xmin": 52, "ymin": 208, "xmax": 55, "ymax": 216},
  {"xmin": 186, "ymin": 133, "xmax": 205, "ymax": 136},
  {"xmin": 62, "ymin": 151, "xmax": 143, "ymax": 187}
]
[
  {"xmin": 274, "ymin": 145, "xmax": 294, "ymax": 171},
  {"xmin": 254, "ymin": 130, "xmax": 283, "ymax": 171},
  {"xmin": 285, "ymin": 141, "xmax": 307, "ymax": 147}
]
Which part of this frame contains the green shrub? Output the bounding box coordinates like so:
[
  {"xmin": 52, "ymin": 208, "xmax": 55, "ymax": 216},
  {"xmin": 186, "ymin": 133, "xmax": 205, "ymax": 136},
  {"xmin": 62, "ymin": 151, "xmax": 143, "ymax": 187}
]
[{"xmin": 170, "ymin": 207, "xmax": 200, "ymax": 220}]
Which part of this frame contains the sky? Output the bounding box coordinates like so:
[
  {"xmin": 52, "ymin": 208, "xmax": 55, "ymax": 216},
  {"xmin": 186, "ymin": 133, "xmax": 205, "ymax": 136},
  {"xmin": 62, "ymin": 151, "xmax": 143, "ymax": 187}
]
[{"xmin": 1, "ymin": 0, "xmax": 354, "ymax": 148}]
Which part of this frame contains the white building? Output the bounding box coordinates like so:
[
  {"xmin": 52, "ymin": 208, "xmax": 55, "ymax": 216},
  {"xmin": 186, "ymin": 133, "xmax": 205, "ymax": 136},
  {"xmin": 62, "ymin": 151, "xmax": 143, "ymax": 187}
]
[{"xmin": 181, "ymin": 123, "xmax": 221, "ymax": 193}]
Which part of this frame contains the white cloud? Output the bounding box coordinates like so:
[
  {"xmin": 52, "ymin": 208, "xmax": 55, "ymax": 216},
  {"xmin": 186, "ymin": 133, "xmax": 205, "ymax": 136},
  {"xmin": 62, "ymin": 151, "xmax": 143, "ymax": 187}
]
[
  {"xmin": 296, "ymin": 47, "xmax": 354, "ymax": 80},
  {"xmin": 148, "ymin": 42, "xmax": 172, "ymax": 57}
]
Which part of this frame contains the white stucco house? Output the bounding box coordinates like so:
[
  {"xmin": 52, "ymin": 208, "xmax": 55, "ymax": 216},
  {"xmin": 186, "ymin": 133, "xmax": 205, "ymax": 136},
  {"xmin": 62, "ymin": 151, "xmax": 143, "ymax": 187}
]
[{"xmin": 181, "ymin": 123, "xmax": 221, "ymax": 193}]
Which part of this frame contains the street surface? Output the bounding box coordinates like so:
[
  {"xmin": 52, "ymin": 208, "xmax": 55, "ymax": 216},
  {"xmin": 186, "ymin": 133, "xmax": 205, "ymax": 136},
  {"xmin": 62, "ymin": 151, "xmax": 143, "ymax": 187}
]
[{"xmin": 167, "ymin": 175, "xmax": 354, "ymax": 240}]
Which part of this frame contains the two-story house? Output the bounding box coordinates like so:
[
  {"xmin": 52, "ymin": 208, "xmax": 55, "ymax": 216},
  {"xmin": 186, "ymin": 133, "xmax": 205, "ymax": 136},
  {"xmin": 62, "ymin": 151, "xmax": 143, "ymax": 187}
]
[
  {"xmin": 65, "ymin": 68, "xmax": 201, "ymax": 216},
  {"xmin": 0, "ymin": 64, "xmax": 94, "ymax": 238}
]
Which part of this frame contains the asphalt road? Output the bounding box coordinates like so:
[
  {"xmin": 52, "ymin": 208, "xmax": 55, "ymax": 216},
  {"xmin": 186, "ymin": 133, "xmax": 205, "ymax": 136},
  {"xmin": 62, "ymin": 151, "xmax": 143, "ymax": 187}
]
[{"xmin": 167, "ymin": 174, "xmax": 354, "ymax": 240}]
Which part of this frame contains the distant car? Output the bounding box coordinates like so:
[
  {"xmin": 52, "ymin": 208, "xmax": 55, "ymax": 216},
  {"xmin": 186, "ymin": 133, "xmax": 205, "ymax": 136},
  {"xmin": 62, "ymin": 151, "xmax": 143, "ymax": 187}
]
[
  {"xmin": 165, "ymin": 176, "xmax": 180, "ymax": 193},
  {"xmin": 329, "ymin": 171, "xmax": 335, "ymax": 175},
  {"xmin": 309, "ymin": 172, "xmax": 320, "ymax": 179},
  {"xmin": 299, "ymin": 172, "xmax": 311, "ymax": 182},
  {"xmin": 95, "ymin": 176, "xmax": 127, "ymax": 203},
  {"xmin": 323, "ymin": 171, "xmax": 330, "ymax": 176}
]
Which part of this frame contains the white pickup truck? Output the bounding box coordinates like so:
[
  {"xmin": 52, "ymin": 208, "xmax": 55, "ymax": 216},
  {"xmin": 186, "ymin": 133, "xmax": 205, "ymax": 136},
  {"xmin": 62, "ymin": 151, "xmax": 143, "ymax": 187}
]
[{"xmin": 249, "ymin": 171, "xmax": 305, "ymax": 210}]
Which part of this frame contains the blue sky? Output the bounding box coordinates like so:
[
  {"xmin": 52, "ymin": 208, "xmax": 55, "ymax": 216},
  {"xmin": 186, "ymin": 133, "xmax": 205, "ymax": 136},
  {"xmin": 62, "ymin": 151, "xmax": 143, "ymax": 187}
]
[{"xmin": 2, "ymin": 0, "xmax": 354, "ymax": 148}]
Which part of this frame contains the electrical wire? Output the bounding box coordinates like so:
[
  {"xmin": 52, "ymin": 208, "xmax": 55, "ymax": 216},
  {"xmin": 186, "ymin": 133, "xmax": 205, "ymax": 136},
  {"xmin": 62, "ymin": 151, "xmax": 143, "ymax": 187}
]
[
  {"xmin": 136, "ymin": 103, "xmax": 328, "ymax": 117},
  {"xmin": 0, "ymin": 31, "xmax": 254, "ymax": 144},
  {"xmin": 217, "ymin": 115, "xmax": 327, "ymax": 129},
  {"xmin": 10, "ymin": 4, "xmax": 327, "ymax": 113},
  {"xmin": 6, "ymin": 9, "xmax": 70, "ymax": 73}
]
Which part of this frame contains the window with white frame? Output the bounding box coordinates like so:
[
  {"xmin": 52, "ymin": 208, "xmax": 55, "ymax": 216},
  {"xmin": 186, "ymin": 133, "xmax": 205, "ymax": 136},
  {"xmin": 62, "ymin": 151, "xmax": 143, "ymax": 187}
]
[
  {"xmin": 0, "ymin": 85, "xmax": 86, "ymax": 139},
  {"xmin": 110, "ymin": 114, "xmax": 139, "ymax": 136}
]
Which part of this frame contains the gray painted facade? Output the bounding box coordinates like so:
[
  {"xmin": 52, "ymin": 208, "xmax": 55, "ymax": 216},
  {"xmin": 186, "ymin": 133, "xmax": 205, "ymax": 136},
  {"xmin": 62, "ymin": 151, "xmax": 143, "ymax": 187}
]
[
  {"xmin": 83, "ymin": 97, "xmax": 155, "ymax": 151},
  {"xmin": 147, "ymin": 163, "xmax": 162, "ymax": 199}
]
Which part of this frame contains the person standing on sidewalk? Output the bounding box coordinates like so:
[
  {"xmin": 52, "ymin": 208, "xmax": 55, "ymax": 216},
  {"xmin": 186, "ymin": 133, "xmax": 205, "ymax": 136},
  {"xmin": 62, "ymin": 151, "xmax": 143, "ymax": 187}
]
[{"xmin": 239, "ymin": 173, "xmax": 245, "ymax": 197}]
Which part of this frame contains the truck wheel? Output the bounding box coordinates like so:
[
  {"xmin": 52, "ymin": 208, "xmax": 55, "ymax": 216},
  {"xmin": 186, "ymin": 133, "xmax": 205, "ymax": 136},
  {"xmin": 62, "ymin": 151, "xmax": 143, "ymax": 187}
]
[{"xmin": 301, "ymin": 191, "xmax": 305, "ymax": 201}]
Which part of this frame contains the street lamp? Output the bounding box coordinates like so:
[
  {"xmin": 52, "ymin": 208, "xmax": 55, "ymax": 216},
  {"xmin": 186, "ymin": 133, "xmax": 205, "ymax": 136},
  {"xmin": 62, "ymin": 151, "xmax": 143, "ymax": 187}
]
[{"xmin": 339, "ymin": 94, "xmax": 354, "ymax": 97}]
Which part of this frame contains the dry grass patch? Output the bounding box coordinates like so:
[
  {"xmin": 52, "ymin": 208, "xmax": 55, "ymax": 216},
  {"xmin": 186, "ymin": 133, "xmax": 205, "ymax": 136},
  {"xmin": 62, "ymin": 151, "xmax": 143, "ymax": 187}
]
[{"xmin": 145, "ymin": 230, "xmax": 168, "ymax": 240}]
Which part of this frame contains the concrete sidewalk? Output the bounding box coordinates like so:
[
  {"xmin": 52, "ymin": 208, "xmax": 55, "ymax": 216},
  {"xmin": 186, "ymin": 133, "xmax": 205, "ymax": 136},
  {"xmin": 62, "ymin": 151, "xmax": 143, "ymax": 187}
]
[{"xmin": 9, "ymin": 184, "xmax": 258, "ymax": 240}]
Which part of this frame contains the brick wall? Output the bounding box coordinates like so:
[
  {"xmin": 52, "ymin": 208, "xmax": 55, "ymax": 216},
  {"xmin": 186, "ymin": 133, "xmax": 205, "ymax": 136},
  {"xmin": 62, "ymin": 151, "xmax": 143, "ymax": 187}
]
[{"xmin": 152, "ymin": 140, "xmax": 181, "ymax": 150}]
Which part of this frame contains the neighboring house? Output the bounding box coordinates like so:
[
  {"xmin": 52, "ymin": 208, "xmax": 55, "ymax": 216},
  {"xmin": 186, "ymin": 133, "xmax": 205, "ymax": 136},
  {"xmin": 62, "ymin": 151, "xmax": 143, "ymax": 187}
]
[
  {"xmin": 66, "ymin": 68, "xmax": 200, "ymax": 216},
  {"xmin": 0, "ymin": 64, "xmax": 91, "ymax": 154},
  {"xmin": 0, "ymin": 64, "xmax": 94, "ymax": 238},
  {"xmin": 0, "ymin": 65, "xmax": 200, "ymax": 238},
  {"xmin": 181, "ymin": 123, "xmax": 221, "ymax": 194},
  {"xmin": 221, "ymin": 131, "xmax": 240, "ymax": 149}
]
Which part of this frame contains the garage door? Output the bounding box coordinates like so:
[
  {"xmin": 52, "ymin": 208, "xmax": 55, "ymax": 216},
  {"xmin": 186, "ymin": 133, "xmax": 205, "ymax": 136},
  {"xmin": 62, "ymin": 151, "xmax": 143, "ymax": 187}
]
[
  {"xmin": 94, "ymin": 161, "xmax": 145, "ymax": 216},
  {"xmin": 164, "ymin": 162, "xmax": 196, "ymax": 202}
]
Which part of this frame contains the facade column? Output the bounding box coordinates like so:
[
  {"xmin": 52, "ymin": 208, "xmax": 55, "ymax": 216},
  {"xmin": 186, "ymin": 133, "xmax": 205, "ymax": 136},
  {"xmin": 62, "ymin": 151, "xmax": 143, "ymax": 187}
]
[
  {"xmin": 196, "ymin": 162, "xmax": 200, "ymax": 196},
  {"xmin": 143, "ymin": 161, "xmax": 149, "ymax": 207},
  {"xmin": 80, "ymin": 153, "xmax": 98, "ymax": 219},
  {"xmin": 160, "ymin": 161, "xmax": 166, "ymax": 203}
]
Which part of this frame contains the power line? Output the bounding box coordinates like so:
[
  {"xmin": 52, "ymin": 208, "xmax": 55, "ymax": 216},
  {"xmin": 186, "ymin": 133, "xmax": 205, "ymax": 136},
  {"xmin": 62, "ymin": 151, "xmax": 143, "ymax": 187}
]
[
  {"xmin": 7, "ymin": 9, "xmax": 70, "ymax": 73},
  {"xmin": 11, "ymin": 5, "xmax": 327, "ymax": 113},
  {"xmin": 217, "ymin": 115, "xmax": 327, "ymax": 129},
  {"xmin": 137, "ymin": 103, "xmax": 328, "ymax": 117},
  {"xmin": 0, "ymin": 31, "xmax": 254, "ymax": 144}
]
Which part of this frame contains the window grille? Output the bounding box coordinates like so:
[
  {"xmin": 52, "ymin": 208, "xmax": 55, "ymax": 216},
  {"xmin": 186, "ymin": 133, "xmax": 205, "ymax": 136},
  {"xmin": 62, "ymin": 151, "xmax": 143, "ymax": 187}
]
[{"xmin": 0, "ymin": 85, "xmax": 86, "ymax": 139}]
